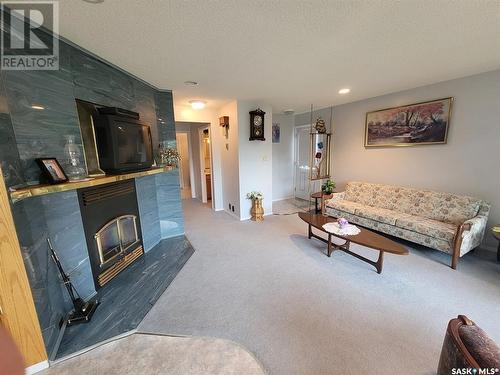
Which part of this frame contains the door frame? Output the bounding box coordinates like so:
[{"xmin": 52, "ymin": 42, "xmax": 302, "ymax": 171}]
[
  {"xmin": 176, "ymin": 131, "xmax": 195, "ymax": 198},
  {"xmin": 198, "ymin": 126, "xmax": 213, "ymax": 205}
]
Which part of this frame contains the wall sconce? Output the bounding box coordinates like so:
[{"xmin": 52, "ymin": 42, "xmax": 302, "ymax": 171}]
[{"xmin": 219, "ymin": 116, "xmax": 229, "ymax": 139}]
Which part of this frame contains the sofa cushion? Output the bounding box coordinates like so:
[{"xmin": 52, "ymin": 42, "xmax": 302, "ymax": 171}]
[
  {"xmin": 344, "ymin": 182, "xmax": 481, "ymax": 224},
  {"xmin": 395, "ymin": 215, "xmax": 457, "ymax": 242},
  {"xmin": 412, "ymin": 191, "xmax": 481, "ymax": 225},
  {"xmin": 326, "ymin": 200, "xmax": 366, "ymax": 215},
  {"xmin": 354, "ymin": 205, "xmax": 402, "ymax": 226},
  {"xmin": 344, "ymin": 182, "xmax": 421, "ymax": 212}
]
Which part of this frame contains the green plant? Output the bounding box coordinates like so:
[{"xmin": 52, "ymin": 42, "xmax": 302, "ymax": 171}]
[
  {"xmin": 246, "ymin": 191, "xmax": 263, "ymax": 200},
  {"xmin": 321, "ymin": 179, "xmax": 336, "ymax": 194},
  {"xmin": 159, "ymin": 147, "xmax": 180, "ymax": 166}
]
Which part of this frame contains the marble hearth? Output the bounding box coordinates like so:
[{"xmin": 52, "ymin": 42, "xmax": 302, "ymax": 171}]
[{"xmin": 56, "ymin": 235, "xmax": 194, "ymax": 359}]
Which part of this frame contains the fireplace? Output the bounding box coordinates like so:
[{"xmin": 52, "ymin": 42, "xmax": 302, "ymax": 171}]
[{"xmin": 78, "ymin": 180, "xmax": 144, "ymax": 288}]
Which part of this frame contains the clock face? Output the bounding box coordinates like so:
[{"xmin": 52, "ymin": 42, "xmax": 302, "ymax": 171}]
[{"xmin": 253, "ymin": 115, "xmax": 262, "ymax": 126}]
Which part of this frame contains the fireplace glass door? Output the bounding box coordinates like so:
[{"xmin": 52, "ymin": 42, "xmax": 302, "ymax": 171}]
[{"xmin": 95, "ymin": 215, "xmax": 139, "ymax": 267}]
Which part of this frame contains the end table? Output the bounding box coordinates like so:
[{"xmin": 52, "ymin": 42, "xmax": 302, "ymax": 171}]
[{"xmin": 311, "ymin": 192, "xmax": 333, "ymax": 214}]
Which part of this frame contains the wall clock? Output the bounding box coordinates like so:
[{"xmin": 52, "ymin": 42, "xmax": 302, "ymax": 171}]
[{"xmin": 249, "ymin": 108, "xmax": 265, "ymax": 141}]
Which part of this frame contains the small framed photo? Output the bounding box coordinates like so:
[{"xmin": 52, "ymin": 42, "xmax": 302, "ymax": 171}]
[{"xmin": 35, "ymin": 158, "xmax": 68, "ymax": 184}]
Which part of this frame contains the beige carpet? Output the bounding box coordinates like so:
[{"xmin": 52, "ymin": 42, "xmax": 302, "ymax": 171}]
[
  {"xmin": 139, "ymin": 199, "xmax": 500, "ymax": 375},
  {"xmin": 40, "ymin": 333, "xmax": 265, "ymax": 375}
]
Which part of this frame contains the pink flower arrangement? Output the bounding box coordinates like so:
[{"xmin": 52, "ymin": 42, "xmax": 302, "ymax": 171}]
[{"xmin": 337, "ymin": 218, "xmax": 348, "ymax": 228}]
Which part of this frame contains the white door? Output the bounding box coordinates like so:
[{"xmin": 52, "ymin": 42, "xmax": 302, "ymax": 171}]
[
  {"xmin": 294, "ymin": 126, "xmax": 311, "ymax": 200},
  {"xmin": 176, "ymin": 133, "xmax": 190, "ymax": 189}
]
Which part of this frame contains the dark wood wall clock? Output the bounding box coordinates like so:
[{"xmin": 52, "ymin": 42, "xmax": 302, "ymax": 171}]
[{"xmin": 249, "ymin": 108, "xmax": 266, "ymax": 141}]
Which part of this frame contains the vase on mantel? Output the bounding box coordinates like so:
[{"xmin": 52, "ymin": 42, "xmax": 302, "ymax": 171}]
[
  {"xmin": 251, "ymin": 198, "xmax": 264, "ymax": 222},
  {"xmin": 63, "ymin": 135, "xmax": 87, "ymax": 181}
]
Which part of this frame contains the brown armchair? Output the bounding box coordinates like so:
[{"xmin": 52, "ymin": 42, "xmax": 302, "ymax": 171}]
[{"xmin": 438, "ymin": 315, "xmax": 500, "ymax": 374}]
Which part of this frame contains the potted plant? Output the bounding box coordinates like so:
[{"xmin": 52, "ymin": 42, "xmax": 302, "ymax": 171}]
[
  {"xmin": 158, "ymin": 146, "xmax": 180, "ymax": 167},
  {"xmin": 321, "ymin": 179, "xmax": 335, "ymax": 216},
  {"xmin": 321, "ymin": 179, "xmax": 336, "ymax": 195},
  {"xmin": 246, "ymin": 191, "xmax": 264, "ymax": 221}
]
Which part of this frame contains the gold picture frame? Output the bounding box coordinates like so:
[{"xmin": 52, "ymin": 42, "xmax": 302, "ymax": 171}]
[{"xmin": 364, "ymin": 97, "xmax": 453, "ymax": 148}]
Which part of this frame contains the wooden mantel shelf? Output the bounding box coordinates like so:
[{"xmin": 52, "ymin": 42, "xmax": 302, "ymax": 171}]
[{"xmin": 9, "ymin": 166, "xmax": 175, "ymax": 203}]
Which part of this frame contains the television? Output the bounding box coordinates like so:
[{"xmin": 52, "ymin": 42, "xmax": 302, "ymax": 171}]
[{"xmin": 93, "ymin": 109, "xmax": 153, "ymax": 174}]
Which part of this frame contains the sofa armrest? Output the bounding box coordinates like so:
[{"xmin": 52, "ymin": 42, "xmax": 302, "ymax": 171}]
[
  {"xmin": 324, "ymin": 192, "xmax": 345, "ymax": 207},
  {"xmin": 459, "ymin": 214, "xmax": 489, "ymax": 256}
]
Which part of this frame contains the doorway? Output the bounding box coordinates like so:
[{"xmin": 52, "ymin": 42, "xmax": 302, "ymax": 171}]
[
  {"xmin": 175, "ymin": 121, "xmax": 212, "ymax": 206},
  {"xmin": 294, "ymin": 126, "xmax": 311, "ymax": 200},
  {"xmin": 199, "ymin": 126, "xmax": 212, "ymax": 205},
  {"xmin": 175, "ymin": 132, "xmax": 193, "ymax": 200}
]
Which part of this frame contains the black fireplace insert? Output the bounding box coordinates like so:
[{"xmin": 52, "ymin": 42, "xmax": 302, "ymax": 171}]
[{"xmin": 78, "ymin": 180, "xmax": 144, "ymax": 288}]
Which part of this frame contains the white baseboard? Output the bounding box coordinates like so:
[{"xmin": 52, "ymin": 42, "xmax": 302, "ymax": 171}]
[{"xmin": 25, "ymin": 360, "xmax": 49, "ymax": 374}]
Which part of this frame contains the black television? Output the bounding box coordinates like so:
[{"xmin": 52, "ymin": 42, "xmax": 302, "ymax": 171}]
[{"xmin": 93, "ymin": 109, "xmax": 153, "ymax": 174}]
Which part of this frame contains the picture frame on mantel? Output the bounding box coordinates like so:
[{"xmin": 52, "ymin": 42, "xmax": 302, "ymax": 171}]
[
  {"xmin": 364, "ymin": 97, "xmax": 453, "ymax": 148},
  {"xmin": 35, "ymin": 158, "xmax": 68, "ymax": 184}
]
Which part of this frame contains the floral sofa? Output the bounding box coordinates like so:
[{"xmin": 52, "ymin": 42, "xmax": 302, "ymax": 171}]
[{"xmin": 324, "ymin": 182, "xmax": 491, "ymax": 269}]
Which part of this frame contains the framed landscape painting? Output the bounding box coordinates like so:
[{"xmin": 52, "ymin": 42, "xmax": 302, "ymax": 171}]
[{"xmin": 364, "ymin": 97, "xmax": 453, "ymax": 147}]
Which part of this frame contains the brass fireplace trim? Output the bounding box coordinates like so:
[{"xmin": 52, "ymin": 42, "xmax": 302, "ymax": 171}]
[
  {"xmin": 97, "ymin": 245, "xmax": 144, "ymax": 287},
  {"xmin": 94, "ymin": 214, "xmax": 139, "ymax": 267}
]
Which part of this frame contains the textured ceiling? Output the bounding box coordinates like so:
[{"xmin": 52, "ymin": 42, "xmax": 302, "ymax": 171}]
[{"xmin": 58, "ymin": 0, "xmax": 500, "ymax": 113}]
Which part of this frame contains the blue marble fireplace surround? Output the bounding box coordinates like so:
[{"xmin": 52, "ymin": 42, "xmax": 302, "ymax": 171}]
[{"xmin": 0, "ymin": 21, "xmax": 188, "ymax": 358}]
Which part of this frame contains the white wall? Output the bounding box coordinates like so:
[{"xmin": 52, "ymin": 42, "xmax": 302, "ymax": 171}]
[
  {"xmin": 237, "ymin": 102, "xmax": 273, "ymax": 220},
  {"xmin": 272, "ymin": 113, "xmax": 295, "ymax": 201},
  {"xmin": 217, "ymin": 101, "xmax": 241, "ymax": 218},
  {"xmin": 330, "ymin": 69, "xmax": 500, "ymax": 248}
]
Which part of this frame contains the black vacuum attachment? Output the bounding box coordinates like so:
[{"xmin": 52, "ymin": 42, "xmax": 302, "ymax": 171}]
[{"xmin": 47, "ymin": 238, "xmax": 99, "ymax": 326}]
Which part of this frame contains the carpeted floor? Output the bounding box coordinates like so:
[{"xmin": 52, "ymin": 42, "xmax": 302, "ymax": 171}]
[
  {"xmin": 41, "ymin": 333, "xmax": 265, "ymax": 375},
  {"xmin": 139, "ymin": 199, "xmax": 500, "ymax": 375}
]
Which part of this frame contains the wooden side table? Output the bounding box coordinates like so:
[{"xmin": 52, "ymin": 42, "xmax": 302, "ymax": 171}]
[
  {"xmin": 492, "ymin": 226, "xmax": 500, "ymax": 262},
  {"xmin": 311, "ymin": 192, "xmax": 333, "ymax": 214}
]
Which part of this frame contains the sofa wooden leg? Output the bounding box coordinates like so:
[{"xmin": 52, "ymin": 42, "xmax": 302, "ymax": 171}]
[
  {"xmin": 451, "ymin": 252, "xmax": 459, "ymax": 270},
  {"xmin": 451, "ymin": 222, "xmax": 470, "ymax": 270}
]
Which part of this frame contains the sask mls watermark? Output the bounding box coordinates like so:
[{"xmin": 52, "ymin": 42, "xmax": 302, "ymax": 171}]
[{"xmin": 1, "ymin": 1, "xmax": 59, "ymax": 70}]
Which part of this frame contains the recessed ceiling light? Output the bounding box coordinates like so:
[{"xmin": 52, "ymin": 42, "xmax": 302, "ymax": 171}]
[
  {"xmin": 184, "ymin": 81, "xmax": 198, "ymax": 86},
  {"xmin": 189, "ymin": 100, "xmax": 206, "ymax": 110},
  {"xmin": 31, "ymin": 104, "xmax": 45, "ymax": 110},
  {"xmin": 82, "ymin": 0, "xmax": 105, "ymax": 4},
  {"xmin": 338, "ymin": 88, "xmax": 350, "ymax": 94},
  {"xmin": 283, "ymin": 109, "xmax": 295, "ymax": 115}
]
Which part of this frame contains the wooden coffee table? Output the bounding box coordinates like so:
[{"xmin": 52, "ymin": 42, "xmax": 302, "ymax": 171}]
[{"xmin": 298, "ymin": 212, "xmax": 408, "ymax": 273}]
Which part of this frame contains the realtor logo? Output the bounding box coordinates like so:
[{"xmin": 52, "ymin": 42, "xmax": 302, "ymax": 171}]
[{"xmin": 1, "ymin": 1, "xmax": 59, "ymax": 70}]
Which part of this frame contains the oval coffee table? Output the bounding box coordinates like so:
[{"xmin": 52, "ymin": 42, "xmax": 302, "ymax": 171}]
[{"xmin": 298, "ymin": 212, "xmax": 408, "ymax": 273}]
